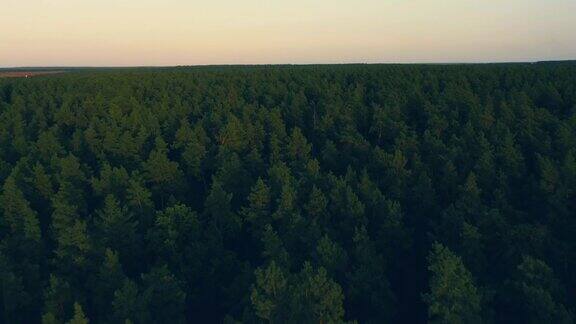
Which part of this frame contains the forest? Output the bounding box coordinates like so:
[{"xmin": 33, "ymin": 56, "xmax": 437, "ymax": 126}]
[{"xmin": 0, "ymin": 63, "xmax": 575, "ymax": 323}]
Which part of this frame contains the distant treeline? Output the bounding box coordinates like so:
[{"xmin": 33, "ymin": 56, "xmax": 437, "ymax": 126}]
[{"xmin": 0, "ymin": 63, "xmax": 575, "ymax": 323}]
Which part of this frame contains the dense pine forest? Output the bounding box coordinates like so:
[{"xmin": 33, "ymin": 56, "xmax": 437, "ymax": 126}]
[{"xmin": 0, "ymin": 63, "xmax": 575, "ymax": 323}]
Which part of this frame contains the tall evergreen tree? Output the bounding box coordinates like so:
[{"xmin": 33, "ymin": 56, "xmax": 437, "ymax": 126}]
[{"xmin": 423, "ymin": 243, "xmax": 482, "ymax": 324}]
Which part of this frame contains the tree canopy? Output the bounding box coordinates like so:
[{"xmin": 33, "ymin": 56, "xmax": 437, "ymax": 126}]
[{"xmin": 0, "ymin": 63, "xmax": 575, "ymax": 322}]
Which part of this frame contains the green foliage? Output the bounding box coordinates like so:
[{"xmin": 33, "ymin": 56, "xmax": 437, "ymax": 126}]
[
  {"xmin": 111, "ymin": 279, "xmax": 142, "ymax": 323},
  {"xmin": 423, "ymin": 243, "xmax": 482, "ymax": 324},
  {"xmin": 0, "ymin": 252, "xmax": 29, "ymax": 323},
  {"xmin": 242, "ymin": 178, "xmax": 271, "ymax": 229},
  {"xmin": 506, "ymin": 256, "xmax": 573, "ymax": 323},
  {"xmin": 204, "ymin": 178, "xmax": 241, "ymax": 237},
  {"xmin": 251, "ymin": 261, "xmax": 287, "ymax": 321},
  {"xmin": 66, "ymin": 303, "xmax": 89, "ymax": 324},
  {"xmin": 316, "ymin": 234, "xmax": 348, "ymax": 275},
  {"xmin": 89, "ymin": 249, "xmax": 127, "ymax": 322},
  {"xmin": 0, "ymin": 63, "xmax": 575, "ymax": 322},
  {"xmin": 143, "ymin": 136, "xmax": 185, "ymax": 200},
  {"xmin": 42, "ymin": 312, "xmax": 60, "ymax": 324},
  {"xmin": 140, "ymin": 265, "xmax": 187, "ymax": 323},
  {"xmin": 347, "ymin": 226, "xmax": 395, "ymax": 323},
  {"xmin": 1, "ymin": 176, "xmax": 41, "ymax": 242},
  {"xmin": 251, "ymin": 261, "xmax": 345, "ymax": 323},
  {"xmin": 95, "ymin": 195, "xmax": 139, "ymax": 261}
]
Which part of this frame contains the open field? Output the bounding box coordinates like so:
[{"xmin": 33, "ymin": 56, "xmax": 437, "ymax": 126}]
[{"xmin": 0, "ymin": 70, "xmax": 65, "ymax": 78}]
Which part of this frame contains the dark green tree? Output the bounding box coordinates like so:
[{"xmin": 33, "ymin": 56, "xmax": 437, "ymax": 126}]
[
  {"xmin": 423, "ymin": 243, "xmax": 482, "ymax": 324},
  {"xmin": 506, "ymin": 256, "xmax": 573, "ymax": 323}
]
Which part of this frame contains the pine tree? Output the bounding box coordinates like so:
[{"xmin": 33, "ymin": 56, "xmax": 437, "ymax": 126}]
[
  {"xmin": 141, "ymin": 265, "xmax": 187, "ymax": 324},
  {"xmin": 90, "ymin": 249, "xmax": 127, "ymax": 322},
  {"xmin": 423, "ymin": 243, "xmax": 482, "ymax": 324},
  {"xmin": 66, "ymin": 303, "xmax": 89, "ymax": 324},
  {"xmin": 242, "ymin": 178, "xmax": 271, "ymax": 231},
  {"xmin": 251, "ymin": 261, "xmax": 346, "ymax": 323},
  {"xmin": 315, "ymin": 235, "xmax": 348, "ymax": 276},
  {"xmin": 0, "ymin": 252, "xmax": 28, "ymax": 323},
  {"xmin": 43, "ymin": 275, "xmax": 74, "ymax": 323},
  {"xmin": 286, "ymin": 127, "xmax": 311, "ymax": 167},
  {"xmin": 32, "ymin": 162, "xmax": 54, "ymax": 200},
  {"xmin": 91, "ymin": 163, "xmax": 130, "ymax": 199},
  {"xmin": 251, "ymin": 261, "xmax": 288, "ymax": 322},
  {"xmin": 148, "ymin": 204, "xmax": 202, "ymax": 281},
  {"xmin": 218, "ymin": 115, "xmax": 247, "ymax": 153},
  {"xmin": 1, "ymin": 176, "xmax": 42, "ymax": 242},
  {"xmin": 261, "ymin": 224, "xmax": 290, "ymax": 267},
  {"xmin": 295, "ymin": 263, "xmax": 345, "ymax": 324},
  {"xmin": 41, "ymin": 312, "xmax": 59, "ymax": 324},
  {"xmin": 347, "ymin": 226, "xmax": 395, "ymax": 323},
  {"xmin": 204, "ymin": 179, "xmax": 241, "ymax": 238},
  {"xmin": 507, "ymin": 256, "xmax": 573, "ymax": 323},
  {"xmin": 112, "ymin": 279, "xmax": 142, "ymax": 324},
  {"xmin": 95, "ymin": 195, "xmax": 139, "ymax": 261},
  {"xmin": 51, "ymin": 188, "xmax": 91, "ymax": 268},
  {"xmin": 143, "ymin": 136, "xmax": 185, "ymax": 203},
  {"xmin": 0, "ymin": 176, "xmax": 43, "ymax": 322},
  {"xmin": 125, "ymin": 173, "xmax": 153, "ymax": 212},
  {"xmin": 180, "ymin": 124, "xmax": 208, "ymax": 179},
  {"xmin": 304, "ymin": 185, "xmax": 327, "ymax": 221}
]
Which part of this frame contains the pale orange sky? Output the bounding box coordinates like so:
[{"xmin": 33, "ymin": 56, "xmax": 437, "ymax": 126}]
[{"xmin": 1, "ymin": 0, "xmax": 575, "ymax": 67}]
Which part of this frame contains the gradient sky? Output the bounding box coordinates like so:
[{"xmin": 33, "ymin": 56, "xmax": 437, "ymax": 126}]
[{"xmin": 1, "ymin": 0, "xmax": 575, "ymax": 67}]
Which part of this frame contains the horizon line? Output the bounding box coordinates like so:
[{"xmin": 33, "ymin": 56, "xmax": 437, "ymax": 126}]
[{"xmin": 1, "ymin": 59, "xmax": 575, "ymax": 70}]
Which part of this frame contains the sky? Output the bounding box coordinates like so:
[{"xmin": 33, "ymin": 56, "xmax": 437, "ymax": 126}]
[{"xmin": 1, "ymin": 0, "xmax": 575, "ymax": 67}]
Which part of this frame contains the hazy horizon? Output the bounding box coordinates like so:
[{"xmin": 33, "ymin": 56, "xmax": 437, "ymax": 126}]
[
  {"xmin": 2, "ymin": 59, "xmax": 576, "ymax": 69},
  {"xmin": 2, "ymin": 0, "xmax": 575, "ymax": 67}
]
